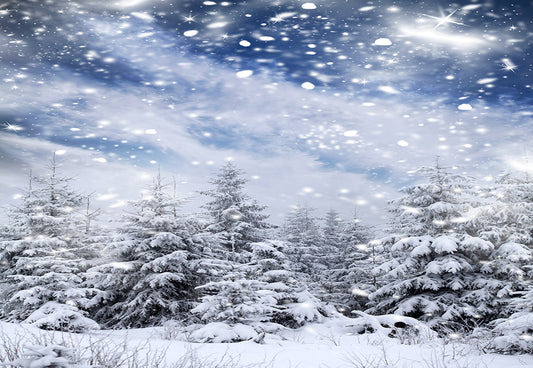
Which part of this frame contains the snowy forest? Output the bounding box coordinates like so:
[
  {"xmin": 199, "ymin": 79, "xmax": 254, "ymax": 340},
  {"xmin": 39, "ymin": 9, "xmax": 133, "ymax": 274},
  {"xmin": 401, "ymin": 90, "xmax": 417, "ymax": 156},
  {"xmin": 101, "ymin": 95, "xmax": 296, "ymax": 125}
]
[
  {"xmin": 1, "ymin": 0, "xmax": 533, "ymax": 365},
  {"xmin": 0, "ymin": 154, "xmax": 532, "ymax": 366}
]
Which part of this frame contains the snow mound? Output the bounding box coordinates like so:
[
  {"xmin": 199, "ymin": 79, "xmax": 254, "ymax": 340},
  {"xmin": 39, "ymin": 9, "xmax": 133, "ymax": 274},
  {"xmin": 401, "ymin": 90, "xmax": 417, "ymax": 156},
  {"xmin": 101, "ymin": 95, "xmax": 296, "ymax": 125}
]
[
  {"xmin": 188, "ymin": 322, "xmax": 262, "ymax": 343},
  {"xmin": 347, "ymin": 311, "xmax": 436, "ymax": 342},
  {"xmin": 24, "ymin": 301, "xmax": 100, "ymax": 333}
]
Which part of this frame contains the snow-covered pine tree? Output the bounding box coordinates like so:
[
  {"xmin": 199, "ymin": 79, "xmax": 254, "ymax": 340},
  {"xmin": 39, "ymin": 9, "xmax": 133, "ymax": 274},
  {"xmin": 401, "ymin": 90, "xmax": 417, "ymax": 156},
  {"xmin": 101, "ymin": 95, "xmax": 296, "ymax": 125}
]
[
  {"xmin": 191, "ymin": 163, "xmax": 330, "ymax": 341},
  {"xmin": 388, "ymin": 158, "xmax": 474, "ymax": 236},
  {"xmin": 199, "ymin": 161, "xmax": 270, "ymax": 262},
  {"xmin": 0, "ymin": 155, "xmax": 98, "ymax": 332},
  {"xmin": 484, "ymin": 174, "xmax": 533, "ymax": 353},
  {"xmin": 313, "ymin": 209, "xmax": 365, "ymax": 313},
  {"xmin": 338, "ymin": 211, "xmax": 376, "ymax": 313},
  {"xmin": 190, "ymin": 239, "xmax": 331, "ymax": 341},
  {"xmin": 249, "ymin": 239, "xmax": 331, "ymax": 328},
  {"xmin": 85, "ymin": 171, "xmax": 204, "ymax": 328},
  {"xmin": 456, "ymin": 173, "xmax": 533, "ymax": 321},
  {"xmin": 367, "ymin": 161, "xmax": 520, "ymax": 332},
  {"xmin": 465, "ymin": 173, "xmax": 533, "ymax": 246},
  {"xmin": 280, "ymin": 204, "xmax": 322, "ymax": 278}
]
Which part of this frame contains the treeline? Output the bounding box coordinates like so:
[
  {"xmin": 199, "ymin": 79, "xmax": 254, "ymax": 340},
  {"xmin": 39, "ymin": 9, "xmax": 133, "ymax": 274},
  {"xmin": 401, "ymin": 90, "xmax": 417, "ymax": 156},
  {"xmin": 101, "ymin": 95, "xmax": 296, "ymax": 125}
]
[{"xmin": 0, "ymin": 155, "xmax": 531, "ymax": 353}]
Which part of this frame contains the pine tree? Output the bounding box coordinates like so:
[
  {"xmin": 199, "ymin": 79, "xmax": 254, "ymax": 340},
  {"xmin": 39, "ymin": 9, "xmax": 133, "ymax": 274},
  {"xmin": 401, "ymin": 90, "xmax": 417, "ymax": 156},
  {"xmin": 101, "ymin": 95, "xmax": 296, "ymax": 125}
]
[
  {"xmin": 191, "ymin": 239, "xmax": 330, "ymax": 332},
  {"xmin": 280, "ymin": 204, "xmax": 322, "ymax": 277},
  {"xmin": 368, "ymin": 161, "xmax": 530, "ymax": 332},
  {"xmin": 337, "ymin": 211, "xmax": 375, "ymax": 313},
  {"xmin": 388, "ymin": 159, "xmax": 474, "ymax": 236},
  {"xmin": 85, "ymin": 172, "xmax": 204, "ymax": 328},
  {"xmin": 0, "ymin": 155, "xmax": 98, "ymax": 332},
  {"xmin": 199, "ymin": 161, "xmax": 270, "ymax": 261},
  {"xmin": 250, "ymin": 240, "xmax": 331, "ymax": 328}
]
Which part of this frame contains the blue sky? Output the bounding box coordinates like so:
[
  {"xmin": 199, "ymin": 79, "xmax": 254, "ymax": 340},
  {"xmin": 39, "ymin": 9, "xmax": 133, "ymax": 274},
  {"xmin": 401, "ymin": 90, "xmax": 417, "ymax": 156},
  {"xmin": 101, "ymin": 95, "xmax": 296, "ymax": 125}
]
[{"xmin": 1, "ymin": 0, "xmax": 532, "ymax": 225}]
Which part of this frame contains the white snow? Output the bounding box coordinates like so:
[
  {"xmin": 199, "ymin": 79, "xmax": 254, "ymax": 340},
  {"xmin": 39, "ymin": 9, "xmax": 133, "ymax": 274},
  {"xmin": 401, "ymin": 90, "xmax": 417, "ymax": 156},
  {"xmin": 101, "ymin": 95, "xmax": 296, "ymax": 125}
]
[
  {"xmin": 432, "ymin": 236, "xmax": 458, "ymax": 254},
  {"xmin": 301, "ymin": 3, "xmax": 317, "ymax": 10},
  {"xmin": 183, "ymin": 30, "xmax": 198, "ymax": 37},
  {"xmin": 207, "ymin": 22, "xmax": 228, "ymax": 29},
  {"xmin": 397, "ymin": 140, "xmax": 409, "ymax": 147},
  {"xmin": 239, "ymin": 40, "xmax": 251, "ymax": 47},
  {"xmin": 0, "ymin": 319, "xmax": 530, "ymax": 368},
  {"xmin": 343, "ymin": 130, "xmax": 358, "ymax": 137},
  {"xmin": 477, "ymin": 77, "xmax": 497, "ymax": 84},
  {"xmin": 373, "ymin": 38, "xmax": 392, "ymax": 46},
  {"xmin": 458, "ymin": 103, "xmax": 473, "ymax": 110},
  {"xmin": 131, "ymin": 12, "xmax": 153, "ymax": 21},
  {"xmin": 236, "ymin": 70, "xmax": 254, "ymax": 78},
  {"xmin": 378, "ymin": 85, "xmax": 399, "ymax": 94},
  {"xmin": 145, "ymin": 128, "xmax": 157, "ymax": 134},
  {"xmin": 301, "ymin": 82, "xmax": 315, "ymax": 90}
]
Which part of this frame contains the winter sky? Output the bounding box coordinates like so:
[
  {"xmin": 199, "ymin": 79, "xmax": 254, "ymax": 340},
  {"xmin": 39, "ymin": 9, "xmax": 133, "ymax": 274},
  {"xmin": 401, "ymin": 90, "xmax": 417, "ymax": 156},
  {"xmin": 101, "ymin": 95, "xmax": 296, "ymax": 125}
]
[{"xmin": 0, "ymin": 0, "xmax": 532, "ymax": 225}]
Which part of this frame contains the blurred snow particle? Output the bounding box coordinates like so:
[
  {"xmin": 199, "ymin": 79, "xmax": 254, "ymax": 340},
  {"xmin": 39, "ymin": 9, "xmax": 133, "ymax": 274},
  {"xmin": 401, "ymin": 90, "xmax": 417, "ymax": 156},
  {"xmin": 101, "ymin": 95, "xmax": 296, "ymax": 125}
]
[
  {"xmin": 343, "ymin": 130, "xmax": 358, "ymax": 137},
  {"xmin": 378, "ymin": 85, "xmax": 399, "ymax": 94},
  {"xmin": 359, "ymin": 6, "xmax": 376, "ymax": 12},
  {"xmin": 55, "ymin": 150, "xmax": 67, "ymax": 155},
  {"xmin": 352, "ymin": 288, "xmax": 370, "ymax": 297},
  {"xmin": 374, "ymin": 38, "xmax": 392, "ymax": 46},
  {"xmin": 183, "ymin": 30, "xmax": 198, "ymax": 37},
  {"xmin": 259, "ymin": 36, "xmax": 275, "ymax": 41},
  {"xmin": 145, "ymin": 129, "xmax": 157, "ymax": 134},
  {"xmin": 477, "ymin": 77, "xmax": 497, "ymax": 84},
  {"xmin": 458, "ymin": 104, "xmax": 472, "ymax": 111},
  {"xmin": 397, "ymin": 140, "xmax": 409, "ymax": 147},
  {"xmin": 93, "ymin": 157, "xmax": 107, "ymax": 163},
  {"xmin": 236, "ymin": 70, "xmax": 253, "ymax": 78},
  {"xmin": 239, "ymin": 40, "xmax": 251, "ymax": 47},
  {"xmin": 207, "ymin": 22, "xmax": 228, "ymax": 29},
  {"xmin": 301, "ymin": 82, "xmax": 315, "ymax": 90},
  {"xmin": 302, "ymin": 3, "xmax": 317, "ymax": 10},
  {"xmin": 131, "ymin": 12, "xmax": 153, "ymax": 21}
]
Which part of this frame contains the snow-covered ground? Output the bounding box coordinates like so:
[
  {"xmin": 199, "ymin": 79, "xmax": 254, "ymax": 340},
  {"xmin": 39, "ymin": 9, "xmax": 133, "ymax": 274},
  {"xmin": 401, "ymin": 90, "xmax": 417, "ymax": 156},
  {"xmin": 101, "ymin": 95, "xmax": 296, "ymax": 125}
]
[{"xmin": 1, "ymin": 318, "xmax": 531, "ymax": 368}]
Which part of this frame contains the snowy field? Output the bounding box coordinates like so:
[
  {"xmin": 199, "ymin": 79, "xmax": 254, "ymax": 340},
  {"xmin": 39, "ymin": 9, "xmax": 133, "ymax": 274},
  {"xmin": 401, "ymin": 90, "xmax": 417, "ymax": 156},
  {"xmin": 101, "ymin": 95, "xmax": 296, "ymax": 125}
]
[{"xmin": 1, "ymin": 319, "xmax": 532, "ymax": 368}]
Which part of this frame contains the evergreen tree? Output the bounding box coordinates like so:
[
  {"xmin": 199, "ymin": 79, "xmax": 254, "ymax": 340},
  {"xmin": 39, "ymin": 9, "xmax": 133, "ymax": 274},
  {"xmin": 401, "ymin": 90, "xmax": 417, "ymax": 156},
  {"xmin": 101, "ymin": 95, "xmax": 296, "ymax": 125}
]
[
  {"xmin": 199, "ymin": 161, "xmax": 270, "ymax": 261},
  {"xmin": 338, "ymin": 212, "xmax": 375, "ymax": 313},
  {"xmin": 0, "ymin": 155, "xmax": 97, "ymax": 332},
  {"xmin": 191, "ymin": 239, "xmax": 330, "ymax": 331},
  {"xmin": 388, "ymin": 159, "xmax": 474, "ymax": 236},
  {"xmin": 280, "ymin": 204, "xmax": 322, "ymax": 277},
  {"xmin": 369, "ymin": 162, "xmax": 532, "ymax": 332},
  {"xmin": 85, "ymin": 172, "xmax": 204, "ymax": 328}
]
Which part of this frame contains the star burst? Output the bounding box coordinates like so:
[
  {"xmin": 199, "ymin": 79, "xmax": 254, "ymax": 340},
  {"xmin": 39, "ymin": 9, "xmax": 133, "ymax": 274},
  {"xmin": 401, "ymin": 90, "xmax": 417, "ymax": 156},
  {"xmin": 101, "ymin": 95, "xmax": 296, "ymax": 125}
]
[
  {"xmin": 3, "ymin": 122, "xmax": 24, "ymax": 131},
  {"xmin": 422, "ymin": 9, "xmax": 468, "ymax": 30}
]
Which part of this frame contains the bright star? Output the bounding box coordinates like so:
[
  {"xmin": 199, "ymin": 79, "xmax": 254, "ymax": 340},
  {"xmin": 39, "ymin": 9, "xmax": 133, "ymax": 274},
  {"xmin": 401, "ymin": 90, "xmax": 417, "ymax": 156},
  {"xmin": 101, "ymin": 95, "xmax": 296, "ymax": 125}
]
[
  {"xmin": 183, "ymin": 12, "xmax": 196, "ymax": 23},
  {"xmin": 3, "ymin": 122, "xmax": 24, "ymax": 131},
  {"xmin": 422, "ymin": 9, "xmax": 468, "ymax": 30},
  {"xmin": 501, "ymin": 58, "xmax": 517, "ymax": 72},
  {"xmin": 270, "ymin": 14, "xmax": 285, "ymax": 23}
]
